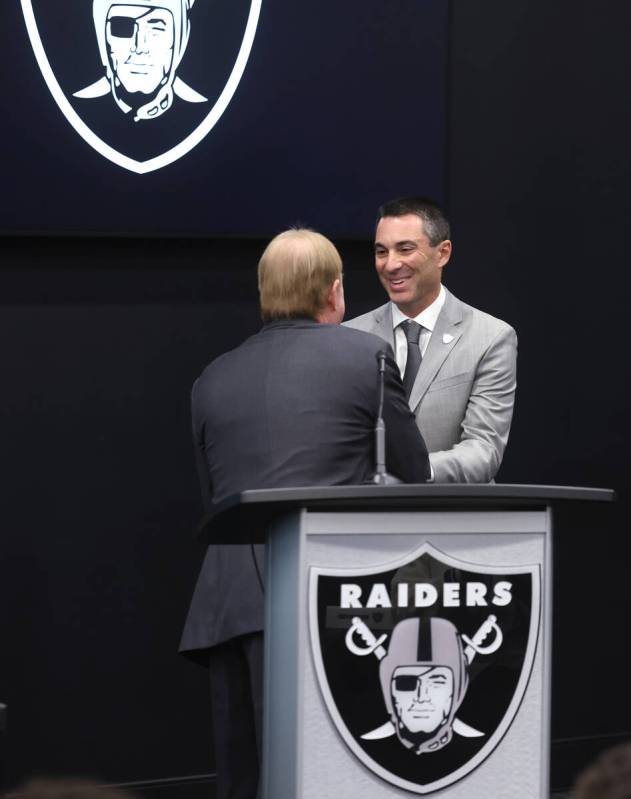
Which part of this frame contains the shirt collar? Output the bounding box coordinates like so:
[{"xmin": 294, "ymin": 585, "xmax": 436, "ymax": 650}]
[{"xmin": 391, "ymin": 284, "xmax": 446, "ymax": 332}]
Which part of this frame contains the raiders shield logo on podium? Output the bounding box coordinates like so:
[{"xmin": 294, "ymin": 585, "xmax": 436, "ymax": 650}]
[
  {"xmin": 21, "ymin": 0, "xmax": 261, "ymax": 173},
  {"xmin": 309, "ymin": 543, "xmax": 540, "ymax": 794}
]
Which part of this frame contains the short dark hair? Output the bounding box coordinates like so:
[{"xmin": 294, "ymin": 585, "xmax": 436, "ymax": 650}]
[{"xmin": 377, "ymin": 197, "xmax": 451, "ymax": 246}]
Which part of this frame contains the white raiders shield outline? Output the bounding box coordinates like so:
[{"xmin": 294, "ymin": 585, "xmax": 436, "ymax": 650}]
[
  {"xmin": 309, "ymin": 542, "xmax": 541, "ymax": 794},
  {"xmin": 20, "ymin": 0, "xmax": 262, "ymax": 173}
]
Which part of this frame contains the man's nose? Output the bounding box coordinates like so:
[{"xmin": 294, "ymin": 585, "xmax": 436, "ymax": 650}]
[
  {"xmin": 132, "ymin": 26, "xmax": 149, "ymax": 53},
  {"xmin": 384, "ymin": 252, "xmax": 401, "ymax": 272}
]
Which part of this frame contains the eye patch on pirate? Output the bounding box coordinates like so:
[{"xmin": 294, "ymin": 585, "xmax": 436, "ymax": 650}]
[
  {"xmin": 109, "ymin": 17, "xmax": 137, "ymax": 38},
  {"xmin": 393, "ymin": 673, "xmax": 448, "ymax": 692},
  {"xmin": 393, "ymin": 675, "xmax": 422, "ymax": 692}
]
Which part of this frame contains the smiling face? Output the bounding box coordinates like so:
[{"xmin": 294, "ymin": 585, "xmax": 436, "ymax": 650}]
[
  {"xmin": 391, "ymin": 665, "xmax": 454, "ymax": 735},
  {"xmin": 106, "ymin": 5, "xmax": 175, "ymax": 96},
  {"xmin": 374, "ymin": 214, "xmax": 452, "ymax": 318}
]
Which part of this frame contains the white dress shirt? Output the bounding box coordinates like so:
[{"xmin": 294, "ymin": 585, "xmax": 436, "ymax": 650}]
[
  {"xmin": 391, "ymin": 284, "xmax": 446, "ymax": 378},
  {"xmin": 390, "ymin": 285, "xmax": 445, "ymax": 483}
]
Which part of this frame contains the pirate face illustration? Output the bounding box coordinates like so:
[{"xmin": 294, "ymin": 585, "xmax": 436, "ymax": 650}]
[
  {"xmin": 379, "ymin": 618, "xmax": 469, "ymax": 754},
  {"xmin": 105, "ymin": 5, "xmax": 175, "ymax": 96},
  {"xmin": 75, "ymin": 0, "xmax": 207, "ymax": 121},
  {"xmin": 343, "ymin": 611, "xmax": 504, "ymax": 753},
  {"xmin": 391, "ymin": 665, "xmax": 454, "ymax": 736}
]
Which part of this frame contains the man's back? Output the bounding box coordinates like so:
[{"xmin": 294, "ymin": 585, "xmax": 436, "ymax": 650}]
[
  {"xmin": 181, "ymin": 319, "xmax": 429, "ymax": 653},
  {"xmin": 193, "ymin": 319, "xmax": 428, "ymax": 505}
]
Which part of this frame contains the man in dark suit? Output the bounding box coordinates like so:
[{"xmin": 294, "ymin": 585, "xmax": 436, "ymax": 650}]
[{"xmin": 180, "ymin": 228, "xmax": 430, "ymax": 799}]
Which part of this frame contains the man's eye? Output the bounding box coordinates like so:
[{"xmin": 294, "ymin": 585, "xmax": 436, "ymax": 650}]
[{"xmin": 109, "ymin": 17, "xmax": 136, "ymax": 38}]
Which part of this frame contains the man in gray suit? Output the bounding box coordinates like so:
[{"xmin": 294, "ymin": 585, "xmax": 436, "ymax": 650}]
[
  {"xmin": 180, "ymin": 228, "xmax": 430, "ymax": 799},
  {"xmin": 346, "ymin": 197, "xmax": 517, "ymax": 483}
]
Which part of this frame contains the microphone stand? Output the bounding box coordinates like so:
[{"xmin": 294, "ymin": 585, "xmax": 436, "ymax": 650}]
[{"xmin": 373, "ymin": 352, "xmax": 401, "ymax": 485}]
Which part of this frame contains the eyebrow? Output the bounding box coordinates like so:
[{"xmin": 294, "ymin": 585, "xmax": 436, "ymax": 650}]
[
  {"xmin": 429, "ymin": 674, "xmax": 447, "ymax": 682},
  {"xmin": 374, "ymin": 239, "xmax": 417, "ymax": 249},
  {"xmin": 147, "ymin": 17, "xmax": 167, "ymax": 25}
]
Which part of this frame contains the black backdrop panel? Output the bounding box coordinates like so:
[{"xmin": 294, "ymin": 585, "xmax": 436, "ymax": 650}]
[{"xmin": 2, "ymin": 1, "xmax": 447, "ymax": 238}]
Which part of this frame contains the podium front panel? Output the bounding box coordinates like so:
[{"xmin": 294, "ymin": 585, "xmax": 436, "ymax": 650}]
[{"xmin": 262, "ymin": 507, "xmax": 552, "ymax": 799}]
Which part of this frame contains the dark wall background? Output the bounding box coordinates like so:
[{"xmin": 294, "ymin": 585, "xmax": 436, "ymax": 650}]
[
  {"xmin": 446, "ymin": 0, "xmax": 631, "ymax": 785},
  {"xmin": 1, "ymin": 0, "xmax": 630, "ymax": 794}
]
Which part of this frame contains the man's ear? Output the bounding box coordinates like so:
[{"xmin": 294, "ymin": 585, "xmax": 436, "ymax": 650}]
[
  {"xmin": 438, "ymin": 240, "xmax": 452, "ymax": 268},
  {"xmin": 316, "ymin": 278, "xmax": 344, "ymax": 324},
  {"xmin": 328, "ymin": 278, "xmax": 342, "ymax": 310}
]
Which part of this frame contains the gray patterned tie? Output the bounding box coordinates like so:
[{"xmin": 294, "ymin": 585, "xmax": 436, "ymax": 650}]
[{"xmin": 402, "ymin": 320, "xmax": 423, "ymax": 399}]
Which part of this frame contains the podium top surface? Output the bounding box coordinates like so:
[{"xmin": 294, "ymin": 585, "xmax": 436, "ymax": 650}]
[{"xmin": 200, "ymin": 483, "xmax": 615, "ymax": 544}]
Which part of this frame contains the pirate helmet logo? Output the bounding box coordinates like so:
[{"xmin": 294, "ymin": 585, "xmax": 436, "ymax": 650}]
[
  {"xmin": 21, "ymin": 0, "xmax": 262, "ymax": 172},
  {"xmin": 75, "ymin": 0, "xmax": 207, "ymax": 123},
  {"xmin": 310, "ymin": 543, "xmax": 540, "ymax": 794}
]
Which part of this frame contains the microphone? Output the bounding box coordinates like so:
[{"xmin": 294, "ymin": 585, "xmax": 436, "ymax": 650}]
[{"xmin": 373, "ymin": 351, "xmax": 401, "ymax": 486}]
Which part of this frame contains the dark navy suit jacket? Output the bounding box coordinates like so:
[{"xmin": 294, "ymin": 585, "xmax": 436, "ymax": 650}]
[{"xmin": 179, "ymin": 319, "xmax": 430, "ymax": 657}]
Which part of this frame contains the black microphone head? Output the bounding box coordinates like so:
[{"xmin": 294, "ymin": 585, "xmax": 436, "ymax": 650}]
[{"xmin": 376, "ymin": 350, "xmax": 387, "ymax": 370}]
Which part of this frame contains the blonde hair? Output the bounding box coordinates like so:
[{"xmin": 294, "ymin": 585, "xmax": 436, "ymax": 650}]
[
  {"xmin": 571, "ymin": 741, "xmax": 631, "ymax": 799},
  {"xmin": 258, "ymin": 228, "xmax": 342, "ymax": 322}
]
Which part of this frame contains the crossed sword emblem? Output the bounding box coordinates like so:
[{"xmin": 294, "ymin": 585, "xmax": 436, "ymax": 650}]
[{"xmin": 345, "ymin": 614, "xmax": 503, "ymax": 740}]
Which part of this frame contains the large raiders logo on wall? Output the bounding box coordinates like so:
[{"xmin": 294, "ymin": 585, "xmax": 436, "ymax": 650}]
[
  {"xmin": 21, "ymin": 0, "xmax": 261, "ymax": 172},
  {"xmin": 309, "ymin": 543, "xmax": 540, "ymax": 794}
]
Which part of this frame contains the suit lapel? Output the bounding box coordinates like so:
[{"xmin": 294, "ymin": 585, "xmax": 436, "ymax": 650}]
[
  {"xmin": 408, "ymin": 289, "xmax": 464, "ymax": 411},
  {"xmin": 367, "ymin": 303, "xmax": 396, "ymax": 350}
]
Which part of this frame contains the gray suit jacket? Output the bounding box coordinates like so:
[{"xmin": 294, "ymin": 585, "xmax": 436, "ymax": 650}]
[{"xmin": 345, "ymin": 287, "xmax": 517, "ymax": 482}]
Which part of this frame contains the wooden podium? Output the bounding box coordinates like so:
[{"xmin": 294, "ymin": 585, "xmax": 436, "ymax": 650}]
[{"xmin": 204, "ymin": 485, "xmax": 613, "ymax": 799}]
